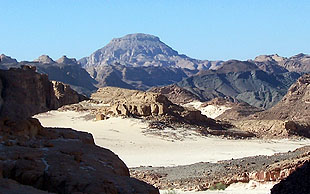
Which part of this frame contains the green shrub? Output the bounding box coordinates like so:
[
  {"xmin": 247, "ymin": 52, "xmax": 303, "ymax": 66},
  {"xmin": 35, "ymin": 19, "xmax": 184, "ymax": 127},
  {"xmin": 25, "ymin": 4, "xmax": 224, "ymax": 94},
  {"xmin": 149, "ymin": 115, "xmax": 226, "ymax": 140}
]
[{"xmin": 208, "ymin": 182, "xmax": 228, "ymax": 190}]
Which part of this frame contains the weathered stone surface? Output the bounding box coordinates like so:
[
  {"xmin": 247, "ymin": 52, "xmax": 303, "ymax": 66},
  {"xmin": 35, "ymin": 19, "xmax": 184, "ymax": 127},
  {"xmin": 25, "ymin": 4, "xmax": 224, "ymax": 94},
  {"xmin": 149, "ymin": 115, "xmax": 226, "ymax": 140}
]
[
  {"xmin": 0, "ymin": 118, "xmax": 159, "ymax": 194},
  {"xmin": 52, "ymin": 81, "xmax": 87, "ymax": 106},
  {"xmin": 0, "ymin": 66, "xmax": 87, "ymax": 119}
]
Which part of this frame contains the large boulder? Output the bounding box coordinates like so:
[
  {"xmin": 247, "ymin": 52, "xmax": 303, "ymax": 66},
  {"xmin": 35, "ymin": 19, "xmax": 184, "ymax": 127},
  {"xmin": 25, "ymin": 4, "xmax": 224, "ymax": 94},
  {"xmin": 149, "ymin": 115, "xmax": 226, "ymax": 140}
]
[{"xmin": 0, "ymin": 118, "xmax": 159, "ymax": 194}]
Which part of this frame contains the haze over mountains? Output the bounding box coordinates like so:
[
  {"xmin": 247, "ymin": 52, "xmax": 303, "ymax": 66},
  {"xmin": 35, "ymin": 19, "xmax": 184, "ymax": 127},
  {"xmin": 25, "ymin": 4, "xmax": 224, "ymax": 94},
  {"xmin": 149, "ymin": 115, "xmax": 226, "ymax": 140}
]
[{"xmin": 1, "ymin": 33, "xmax": 310, "ymax": 109}]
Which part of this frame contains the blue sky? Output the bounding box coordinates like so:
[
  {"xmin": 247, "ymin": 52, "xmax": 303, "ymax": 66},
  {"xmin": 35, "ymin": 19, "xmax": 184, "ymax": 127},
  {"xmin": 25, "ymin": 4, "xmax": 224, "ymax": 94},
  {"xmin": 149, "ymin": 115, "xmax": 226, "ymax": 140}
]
[{"xmin": 1, "ymin": 0, "xmax": 309, "ymax": 61}]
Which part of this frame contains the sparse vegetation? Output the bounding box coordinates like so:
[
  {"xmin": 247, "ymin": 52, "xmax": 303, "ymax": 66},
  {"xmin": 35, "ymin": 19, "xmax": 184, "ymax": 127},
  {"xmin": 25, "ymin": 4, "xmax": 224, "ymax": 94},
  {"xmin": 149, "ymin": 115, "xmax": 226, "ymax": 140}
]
[
  {"xmin": 208, "ymin": 182, "xmax": 228, "ymax": 190},
  {"xmin": 163, "ymin": 189, "xmax": 179, "ymax": 194}
]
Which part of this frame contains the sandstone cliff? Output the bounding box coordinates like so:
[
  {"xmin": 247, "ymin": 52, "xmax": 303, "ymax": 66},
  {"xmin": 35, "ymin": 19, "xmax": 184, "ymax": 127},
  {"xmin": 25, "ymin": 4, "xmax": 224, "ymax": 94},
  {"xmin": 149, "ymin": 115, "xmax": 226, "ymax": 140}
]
[{"xmin": 0, "ymin": 66, "xmax": 87, "ymax": 119}]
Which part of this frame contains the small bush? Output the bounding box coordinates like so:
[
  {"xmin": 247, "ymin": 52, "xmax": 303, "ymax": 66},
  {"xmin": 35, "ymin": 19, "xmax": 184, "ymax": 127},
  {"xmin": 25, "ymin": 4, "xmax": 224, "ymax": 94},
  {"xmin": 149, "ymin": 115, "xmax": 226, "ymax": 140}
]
[
  {"xmin": 163, "ymin": 190, "xmax": 179, "ymax": 194},
  {"xmin": 208, "ymin": 182, "xmax": 228, "ymax": 190}
]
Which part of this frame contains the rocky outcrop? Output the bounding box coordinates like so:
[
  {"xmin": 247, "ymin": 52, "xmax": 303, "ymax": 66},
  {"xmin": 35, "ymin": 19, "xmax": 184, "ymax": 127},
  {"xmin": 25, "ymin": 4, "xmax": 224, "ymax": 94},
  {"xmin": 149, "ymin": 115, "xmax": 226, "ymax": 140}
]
[
  {"xmin": 0, "ymin": 117, "xmax": 159, "ymax": 194},
  {"xmin": 90, "ymin": 87, "xmax": 223, "ymax": 129},
  {"xmin": 148, "ymin": 85, "xmax": 201, "ymax": 105},
  {"xmin": 271, "ymin": 161, "xmax": 310, "ymax": 194},
  {"xmin": 0, "ymin": 66, "xmax": 87, "ymax": 119},
  {"xmin": 52, "ymin": 81, "xmax": 87, "ymax": 106}
]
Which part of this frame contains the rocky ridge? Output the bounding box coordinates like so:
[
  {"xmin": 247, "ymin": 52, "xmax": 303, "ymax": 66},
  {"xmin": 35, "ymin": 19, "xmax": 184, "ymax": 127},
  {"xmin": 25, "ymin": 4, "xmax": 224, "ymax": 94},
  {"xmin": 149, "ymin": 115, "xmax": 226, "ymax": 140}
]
[
  {"xmin": 0, "ymin": 55, "xmax": 97, "ymax": 96},
  {"xmin": 177, "ymin": 60, "xmax": 300, "ymax": 109}
]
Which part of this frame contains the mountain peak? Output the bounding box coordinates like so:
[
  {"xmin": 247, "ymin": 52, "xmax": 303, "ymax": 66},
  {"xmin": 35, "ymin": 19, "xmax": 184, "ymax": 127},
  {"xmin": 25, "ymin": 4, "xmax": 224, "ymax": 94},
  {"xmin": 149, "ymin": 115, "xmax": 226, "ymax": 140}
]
[
  {"xmin": 56, "ymin": 55, "xmax": 77, "ymax": 64},
  {"xmin": 254, "ymin": 54, "xmax": 286, "ymax": 62},
  {"xmin": 291, "ymin": 53, "xmax": 308, "ymax": 59},
  {"xmin": 0, "ymin": 54, "xmax": 18, "ymax": 63},
  {"xmin": 111, "ymin": 33, "xmax": 160, "ymax": 42},
  {"xmin": 34, "ymin": 55, "xmax": 55, "ymax": 64}
]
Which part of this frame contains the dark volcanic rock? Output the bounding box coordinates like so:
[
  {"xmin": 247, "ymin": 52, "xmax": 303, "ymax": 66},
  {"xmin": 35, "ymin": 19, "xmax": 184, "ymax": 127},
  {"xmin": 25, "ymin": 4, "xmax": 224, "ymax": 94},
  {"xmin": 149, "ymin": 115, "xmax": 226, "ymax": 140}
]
[
  {"xmin": 87, "ymin": 63, "xmax": 188, "ymax": 90},
  {"xmin": 271, "ymin": 161, "xmax": 310, "ymax": 194},
  {"xmin": 252, "ymin": 73, "xmax": 310, "ymax": 121},
  {"xmin": 177, "ymin": 60, "xmax": 300, "ymax": 109}
]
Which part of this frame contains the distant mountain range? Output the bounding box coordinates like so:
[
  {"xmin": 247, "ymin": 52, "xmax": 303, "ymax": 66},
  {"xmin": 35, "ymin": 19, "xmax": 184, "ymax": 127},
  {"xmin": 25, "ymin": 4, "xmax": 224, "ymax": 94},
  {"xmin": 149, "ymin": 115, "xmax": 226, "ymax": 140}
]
[{"xmin": 1, "ymin": 33, "xmax": 310, "ymax": 109}]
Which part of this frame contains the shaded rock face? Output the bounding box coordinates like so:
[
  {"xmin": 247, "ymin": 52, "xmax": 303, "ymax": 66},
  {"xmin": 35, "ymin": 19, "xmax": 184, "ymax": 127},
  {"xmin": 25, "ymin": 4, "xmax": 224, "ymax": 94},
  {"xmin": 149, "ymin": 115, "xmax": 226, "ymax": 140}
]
[
  {"xmin": 253, "ymin": 73, "xmax": 310, "ymax": 121},
  {"xmin": 52, "ymin": 81, "xmax": 87, "ymax": 106},
  {"xmin": 0, "ymin": 118, "xmax": 159, "ymax": 194},
  {"xmin": 0, "ymin": 66, "xmax": 86, "ymax": 119},
  {"xmin": 148, "ymin": 85, "xmax": 201, "ymax": 105},
  {"xmin": 87, "ymin": 63, "xmax": 189, "ymax": 91},
  {"xmin": 177, "ymin": 60, "xmax": 300, "ymax": 109},
  {"xmin": 0, "ymin": 55, "xmax": 97, "ymax": 96},
  {"xmin": 271, "ymin": 161, "xmax": 310, "ymax": 194}
]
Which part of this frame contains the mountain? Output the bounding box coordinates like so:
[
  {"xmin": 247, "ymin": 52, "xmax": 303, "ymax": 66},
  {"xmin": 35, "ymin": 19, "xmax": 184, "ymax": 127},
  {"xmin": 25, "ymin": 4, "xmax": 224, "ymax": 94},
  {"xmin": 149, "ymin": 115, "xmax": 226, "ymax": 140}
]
[
  {"xmin": 252, "ymin": 73, "xmax": 310, "ymax": 120},
  {"xmin": 86, "ymin": 62, "xmax": 188, "ymax": 90},
  {"xmin": 253, "ymin": 53, "xmax": 310, "ymax": 73},
  {"xmin": 0, "ymin": 54, "xmax": 97, "ymax": 96},
  {"xmin": 80, "ymin": 33, "xmax": 222, "ymax": 70},
  {"xmin": 79, "ymin": 33, "xmax": 222, "ymax": 90},
  {"xmin": 176, "ymin": 60, "xmax": 300, "ymax": 109}
]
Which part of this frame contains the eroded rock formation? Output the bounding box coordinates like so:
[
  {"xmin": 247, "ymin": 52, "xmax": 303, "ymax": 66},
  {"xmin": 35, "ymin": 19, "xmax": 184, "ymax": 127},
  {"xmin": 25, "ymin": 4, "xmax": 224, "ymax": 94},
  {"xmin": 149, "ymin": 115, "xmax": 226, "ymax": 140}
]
[{"xmin": 0, "ymin": 66, "xmax": 87, "ymax": 119}]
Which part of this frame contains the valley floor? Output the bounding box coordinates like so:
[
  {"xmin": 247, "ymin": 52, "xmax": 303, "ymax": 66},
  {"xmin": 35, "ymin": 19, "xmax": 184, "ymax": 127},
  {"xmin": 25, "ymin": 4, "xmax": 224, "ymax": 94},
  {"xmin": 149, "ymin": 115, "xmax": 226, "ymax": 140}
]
[
  {"xmin": 34, "ymin": 110, "xmax": 310, "ymax": 168},
  {"xmin": 34, "ymin": 110, "xmax": 310, "ymax": 193}
]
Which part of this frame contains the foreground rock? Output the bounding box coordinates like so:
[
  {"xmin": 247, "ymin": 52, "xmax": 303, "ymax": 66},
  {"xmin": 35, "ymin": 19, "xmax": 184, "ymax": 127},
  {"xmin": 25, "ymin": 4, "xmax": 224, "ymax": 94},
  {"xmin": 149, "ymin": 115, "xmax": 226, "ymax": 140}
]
[
  {"xmin": 131, "ymin": 146, "xmax": 310, "ymax": 191},
  {"xmin": 0, "ymin": 66, "xmax": 87, "ymax": 119},
  {"xmin": 0, "ymin": 118, "xmax": 159, "ymax": 194},
  {"xmin": 271, "ymin": 161, "xmax": 310, "ymax": 194}
]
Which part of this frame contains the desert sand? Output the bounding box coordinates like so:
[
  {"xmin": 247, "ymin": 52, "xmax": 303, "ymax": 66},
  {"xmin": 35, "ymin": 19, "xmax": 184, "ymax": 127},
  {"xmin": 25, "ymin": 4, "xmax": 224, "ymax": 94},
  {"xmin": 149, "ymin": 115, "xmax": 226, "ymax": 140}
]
[{"xmin": 34, "ymin": 110, "xmax": 310, "ymax": 168}]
